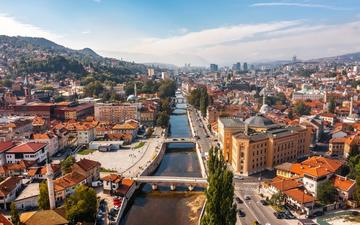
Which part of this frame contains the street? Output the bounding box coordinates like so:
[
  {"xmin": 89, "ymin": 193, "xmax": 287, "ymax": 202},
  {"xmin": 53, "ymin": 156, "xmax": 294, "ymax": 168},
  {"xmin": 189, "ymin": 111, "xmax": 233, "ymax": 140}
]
[{"xmin": 234, "ymin": 181, "xmax": 297, "ymax": 225}]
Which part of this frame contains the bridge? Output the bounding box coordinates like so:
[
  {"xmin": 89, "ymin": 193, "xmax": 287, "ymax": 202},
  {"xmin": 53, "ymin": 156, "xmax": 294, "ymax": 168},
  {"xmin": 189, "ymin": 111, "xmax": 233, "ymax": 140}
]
[
  {"xmin": 164, "ymin": 138, "xmax": 196, "ymax": 143},
  {"xmin": 133, "ymin": 176, "xmax": 208, "ymax": 191},
  {"xmin": 174, "ymin": 97, "xmax": 186, "ymax": 104}
]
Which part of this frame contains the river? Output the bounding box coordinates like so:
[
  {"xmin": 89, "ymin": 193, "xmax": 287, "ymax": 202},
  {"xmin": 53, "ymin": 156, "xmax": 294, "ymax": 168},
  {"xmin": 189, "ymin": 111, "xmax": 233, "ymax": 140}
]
[{"xmin": 120, "ymin": 94, "xmax": 204, "ymax": 225}]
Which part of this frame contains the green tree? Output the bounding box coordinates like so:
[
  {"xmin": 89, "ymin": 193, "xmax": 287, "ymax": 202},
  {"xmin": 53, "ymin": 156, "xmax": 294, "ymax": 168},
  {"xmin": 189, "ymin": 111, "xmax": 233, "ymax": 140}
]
[
  {"xmin": 65, "ymin": 185, "xmax": 97, "ymax": 224},
  {"xmin": 270, "ymin": 192, "xmax": 285, "ymax": 206},
  {"xmin": 159, "ymin": 79, "xmax": 176, "ymax": 98},
  {"xmin": 317, "ymin": 180, "xmax": 337, "ymax": 205},
  {"xmin": 294, "ymin": 101, "xmax": 311, "ymax": 116},
  {"xmin": 38, "ymin": 181, "xmax": 50, "ymax": 210},
  {"xmin": 328, "ymin": 97, "xmax": 336, "ymax": 113},
  {"xmin": 288, "ymin": 110, "xmax": 294, "ymax": 120},
  {"xmin": 201, "ymin": 147, "xmax": 236, "ymax": 225},
  {"xmin": 61, "ymin": 156, "xmax": 75, "ymax": 174},
  {"xmin": 156, "ymin": 111, "xmax": 170, "ymax": 128},
  {"xmin": 3, "ymin": 79, "xmax": 13, "ymax": 88},
  {"xmin": 10, "ymin": 202, "xmax": 20, "ymax": 225},
  {"xmin": 352, "ymin": 176, "xmax": 360, "ymax": 203},
  {"xmin": 84, "ymin": 81, "xmax": 104, "ymax": 97}
]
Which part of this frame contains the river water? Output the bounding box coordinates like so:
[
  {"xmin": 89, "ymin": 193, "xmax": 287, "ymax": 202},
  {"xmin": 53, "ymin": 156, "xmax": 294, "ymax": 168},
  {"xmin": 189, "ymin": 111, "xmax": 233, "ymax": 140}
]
[{"xmin": 120, "ymin": 95, "xmax": 204, "ymax": 225}]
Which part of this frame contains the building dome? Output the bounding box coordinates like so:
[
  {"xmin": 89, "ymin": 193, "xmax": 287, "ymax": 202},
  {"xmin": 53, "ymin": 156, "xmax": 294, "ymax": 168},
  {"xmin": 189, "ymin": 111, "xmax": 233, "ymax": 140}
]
[
  {"xmin": 259, "ymin": 103, "xmax": 271, "ymax": 114},
  {"xmin": 127, "ymin": 95, "xmax": 138, "ymax": 102},
  {"xmin": 245, "ymin": 115, "xmax": 274, "ymax": 127}
]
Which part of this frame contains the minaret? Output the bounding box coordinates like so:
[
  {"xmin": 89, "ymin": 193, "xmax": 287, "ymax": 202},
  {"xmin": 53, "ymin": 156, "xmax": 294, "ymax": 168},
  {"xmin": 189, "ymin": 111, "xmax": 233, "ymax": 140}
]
[
  {"xmin": 262, "ymin": 90, "xmax": 266, "ymax": 106},
  {"xmin": 349, "ymin": 97, "xmax": 354, "ymax": 117},
  {"xmin": 23, "ymin": 75, "xmax": 30, "ymax": 100},
  {"xmin": 134, "ymin": 82, "xmax": 137, "ymax": 97},
  {"xmin": 46, "ymin": 157, "xmax": 56, "ymax": 210}
]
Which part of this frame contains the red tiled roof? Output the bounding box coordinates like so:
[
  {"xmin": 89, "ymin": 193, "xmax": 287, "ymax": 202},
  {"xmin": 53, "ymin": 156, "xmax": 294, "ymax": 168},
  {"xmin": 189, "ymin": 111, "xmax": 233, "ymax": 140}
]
[
  {"xmin": 270, "ymin": 177, "xmax": 302, "ymax": 191},
  {"xmin": 7, "ymin": 142, "xmax": 47, "ymax": 153},
  {"xmin": 0, "ymin": 176, "xmax": 22, "ymax": 197},
  {"xmin": 0, "ymin": 141, "xmax": 15, "ymax": 153},
  {"xmin": 332, "ymin": 175, "xmax": 355, "ymax": 192},
  {"xmin": 74, "ymin": 158, "xmax": 100, "ymax": 171},
  {"xmin": 0, "ymin": 213, "xmax": 13, "ymax": 225},
  {"xmin": 284, "ymin": 188, "xmax": 315, "ymax": 204}
]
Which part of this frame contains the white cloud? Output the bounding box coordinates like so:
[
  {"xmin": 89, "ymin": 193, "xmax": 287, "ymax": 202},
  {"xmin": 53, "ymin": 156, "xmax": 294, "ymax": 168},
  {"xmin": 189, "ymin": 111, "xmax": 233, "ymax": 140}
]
[
  {"xmin": 81, "ymin": 30, "xmax": 91, "ymax": 35},
  {"xmin": 0, "ymin": 14, "xmax": 61, "ymax": 40},
  {"xmin": 132, "ymin": 20, "xmax": 302, "ymax": 54},
  {"xmin": 117, "ymin": 19, "xmax": 360, "ymax": 66},
  {"xmin": 250, "ymin": 2, "xmax": 350, "ymax": 11}
]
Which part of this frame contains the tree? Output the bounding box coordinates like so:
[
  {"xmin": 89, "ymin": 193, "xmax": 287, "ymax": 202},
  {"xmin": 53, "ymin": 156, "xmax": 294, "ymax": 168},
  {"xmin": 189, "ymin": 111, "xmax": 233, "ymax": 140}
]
[
  {"xmin": 270, "ymin": 192, "xmax": 285, "ymax": 206},
  {"xmin": 61, "ymin": 156, "xmax": 75, "ymax": 174},
  {"xmin": 159, "ymin": 79, "xmax": 176, "ymax": 98},
  {"xmin": 156, "ymin": 111, "xmax": 170, "ymax": 128},
  {"xmin": 10, "ymin": 202, "xmax": 20, "ymax": 225},
  {"xmin": 352, "ymin": 176, "xmax": 360, "ymax": 203},
  {"xmin": 65, "ymin": 185, "xmax": 97, "ymax": 224},
  {"xmin": 317, "ymin": 180, "xmax": 337, "ymax": 205},
  {"xmin": 201, "ymin": 147, "xmax": 236, "ymax": 225},
  {"xmin": 83, "ymin": 81, "xmax": 104, "ymax": 97},
  {"xmin": 294, "ymin": 101, "xmax": 311, "ymax": 116},
  {"xmin": 328, "ymin": 97, "xmax": 336, "ymax": 113},
  {"xmin": 288, "ymin": 110, "xmax": 294, "ymax": 120},
  {"xmin": 38, "ymin": 181, "xmax": 50, "ymax": 210}
]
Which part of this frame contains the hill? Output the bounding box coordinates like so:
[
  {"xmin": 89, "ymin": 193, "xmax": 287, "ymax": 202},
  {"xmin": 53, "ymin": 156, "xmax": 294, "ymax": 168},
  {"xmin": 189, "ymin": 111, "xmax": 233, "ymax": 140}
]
[{"xmin": 0, "ymin": 35, "xmax": 146, "ymax": 82}]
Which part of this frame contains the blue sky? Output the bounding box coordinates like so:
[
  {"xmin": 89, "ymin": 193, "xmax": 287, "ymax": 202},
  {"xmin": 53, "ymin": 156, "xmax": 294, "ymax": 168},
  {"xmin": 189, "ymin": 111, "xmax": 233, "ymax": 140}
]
[{"xmin": 1, "ymin": 0, "xmax": 360, "ymax": 65}]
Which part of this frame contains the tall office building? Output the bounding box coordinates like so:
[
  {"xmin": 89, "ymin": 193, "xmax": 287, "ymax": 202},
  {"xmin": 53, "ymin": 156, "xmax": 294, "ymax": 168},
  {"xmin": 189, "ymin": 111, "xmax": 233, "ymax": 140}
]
[
  {"xmin": 233, "ymin": 62, "xmax": 241, "ymax": 71},
  {"xmin": 210, "ymin": 64, "xmax": 218, "ymax": 72},
  {"xmin": 243, "ymin": 62, "xmax": 248, "ymax": 71},
  {"xmin": 147, "ymin": 68, "xmax": 155, "ymax": 77}
]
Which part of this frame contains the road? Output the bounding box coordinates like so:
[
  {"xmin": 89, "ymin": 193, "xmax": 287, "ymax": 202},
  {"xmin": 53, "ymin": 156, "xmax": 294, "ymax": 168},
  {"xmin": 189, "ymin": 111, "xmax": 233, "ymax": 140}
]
[
  {"xmin": 188, "ymin": 105, "xmax": 213, "ymax": 153},
  {"xmin": 234, "ymin": 181, "xmax": 297, "ymax": 225}
]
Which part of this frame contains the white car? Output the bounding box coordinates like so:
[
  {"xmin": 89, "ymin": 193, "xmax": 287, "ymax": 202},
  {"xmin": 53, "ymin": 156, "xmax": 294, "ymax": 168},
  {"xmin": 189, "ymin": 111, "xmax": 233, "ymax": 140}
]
[{"xmin": 91, "ymin": 180, "xmax": 103, "ymax": 187}]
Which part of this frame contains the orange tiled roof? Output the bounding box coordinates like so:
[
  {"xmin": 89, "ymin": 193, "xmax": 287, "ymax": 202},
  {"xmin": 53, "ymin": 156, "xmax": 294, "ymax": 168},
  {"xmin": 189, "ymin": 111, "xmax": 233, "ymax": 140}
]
[
  {"xmin": 270, "ymin": 176, "xmax": 302, "ymax": 191},
  {"xmin": 290, "ymin": 156, "xmax": 343, "ymax": 178},
  {"xmin": 7, "ymin": 142, "xmax": 47, "ymax": 154},
  {"xmin": 332, "ymin": 175, "xmax": 355, "ymax": 192},
  {"xmin": 0, "ymin": 141, "xmax": 15, "ymax": 153},
  {"xmin": 283, "ymin": 188, "xmax": 315, "ymax": 204},
  {"xmin": 74, "ymin": 158, "xmax": 100, "ymax": 172},
  {"xmin": 102, "ymin": 174, "xmax": 122, "ymax": 183}
]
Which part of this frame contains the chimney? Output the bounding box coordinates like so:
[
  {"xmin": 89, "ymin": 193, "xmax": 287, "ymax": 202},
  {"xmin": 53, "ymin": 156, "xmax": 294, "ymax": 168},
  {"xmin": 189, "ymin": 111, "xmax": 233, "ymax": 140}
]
[{"xmin": 244, "ymin": 124, "xmax": 249, "ymax": 136}]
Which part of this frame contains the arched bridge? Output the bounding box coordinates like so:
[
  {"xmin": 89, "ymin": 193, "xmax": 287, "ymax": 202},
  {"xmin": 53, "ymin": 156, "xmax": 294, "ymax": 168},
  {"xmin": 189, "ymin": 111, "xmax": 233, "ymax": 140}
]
[
  {"xmin": 133, "ymin": 176, "xmax": 208, "ymax": 191},
  {"xmin": 164, "ymin": 138, "xmax": 196, "ymax": 143}
]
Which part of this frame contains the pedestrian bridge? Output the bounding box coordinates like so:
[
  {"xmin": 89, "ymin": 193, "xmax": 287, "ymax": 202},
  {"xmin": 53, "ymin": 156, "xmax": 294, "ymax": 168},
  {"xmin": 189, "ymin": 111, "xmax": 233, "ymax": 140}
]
[
  {"xmin": 133, "ymin": 176, "xmax": 208, "ymax": 191},
  {"xmin": 164, "ymin": 138, "xmax": 196, "ymax": 143}
]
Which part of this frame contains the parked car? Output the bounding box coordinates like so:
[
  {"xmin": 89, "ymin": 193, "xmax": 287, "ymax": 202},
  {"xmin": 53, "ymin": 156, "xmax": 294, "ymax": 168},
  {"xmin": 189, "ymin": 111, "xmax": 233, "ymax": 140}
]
[
  {"xmin": 234, "ymin": 175, "xmax": 244, "ymax": 180},
  {"xmin": 91, "ymin": 180, "xmax": 103, "ymax": 187},
  {"xmin": 238, "ymin": 209, "xmax": 246, "ymax": 217},
  {"xmin": 235, "ymin": 197, "xmax": 243, "ymax": 204},
  {"xmin": 260, "ymin": 200, "xmax": 268, "ymax": 205},
  {"xmin": 273, "ymin": 212, "xmax": 284, "ymax": 219}
]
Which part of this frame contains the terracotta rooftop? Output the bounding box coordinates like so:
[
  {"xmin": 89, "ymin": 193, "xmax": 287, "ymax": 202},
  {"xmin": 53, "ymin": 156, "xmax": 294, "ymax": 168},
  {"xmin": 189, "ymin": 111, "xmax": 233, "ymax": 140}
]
[
  {"xmin": 7, "ymin": 142, "xmax": 47, "ymax": 154},
  {"xmin": 0, "ymin": 176, "xmax": 22, "ymax": 197},
  {"xmin": 283, "ymin": 188, "xmax": 315, "ymax": 204},
  {"xmin": 270, "ymin": 176, "xmax": 302, "ymax": 191},
  {"xmin": 0, "ymin": 141, "xmax": 15, "ymax": 153},
  {"xmin": 0, "ymin": 213, "xmax": 13, "ymax": 225},
  {"xmin": 102, "ymin": 174, "xmax": 122, "ymax": 183},
  {"xmin": 332, "ymin": 175, "xmax": 356, "ymax": 192},
  {"xmin": 20, "ymin": 209, "xmax": 68, "ymax": 225},
  {"xmin": 74, "ymin": 158, "xmax": 101, "ymax": 172}
]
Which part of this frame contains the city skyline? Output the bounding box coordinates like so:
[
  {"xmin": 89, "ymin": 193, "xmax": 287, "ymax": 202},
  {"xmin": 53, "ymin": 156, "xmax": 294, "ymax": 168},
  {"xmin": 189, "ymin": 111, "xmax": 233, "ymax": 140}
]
[{"xmin": 1, "ymin": 0, "xmax": 360, "ymax": 66}]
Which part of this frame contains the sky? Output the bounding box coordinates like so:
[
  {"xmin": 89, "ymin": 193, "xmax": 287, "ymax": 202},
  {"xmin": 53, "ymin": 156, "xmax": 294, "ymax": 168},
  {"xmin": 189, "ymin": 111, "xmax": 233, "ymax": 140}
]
[{"xmin": 1, "ymin": 0, "xmax": 360, "ymax": 66}]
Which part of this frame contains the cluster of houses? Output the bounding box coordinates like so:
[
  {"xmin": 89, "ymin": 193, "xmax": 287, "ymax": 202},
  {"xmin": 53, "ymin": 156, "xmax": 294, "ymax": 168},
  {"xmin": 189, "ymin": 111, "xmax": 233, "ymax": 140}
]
[{"xmin": 261, "ymin": 156, "xmax": 356, "ymax": 216}]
